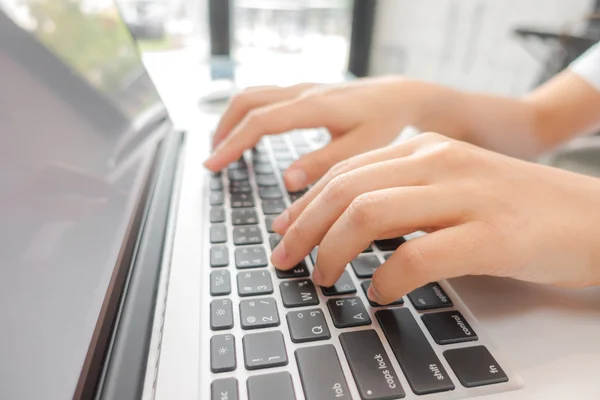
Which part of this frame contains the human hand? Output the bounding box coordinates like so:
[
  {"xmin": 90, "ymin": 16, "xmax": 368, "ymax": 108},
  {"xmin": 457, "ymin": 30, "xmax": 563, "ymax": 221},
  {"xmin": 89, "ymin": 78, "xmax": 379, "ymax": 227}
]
[
  {"xmin": 269, "ymin": 133, "xmax": 600, "ymax": 305},
  {"xmin": 205, "ymin": 77, "xmax": 427, "ymax": 191}
]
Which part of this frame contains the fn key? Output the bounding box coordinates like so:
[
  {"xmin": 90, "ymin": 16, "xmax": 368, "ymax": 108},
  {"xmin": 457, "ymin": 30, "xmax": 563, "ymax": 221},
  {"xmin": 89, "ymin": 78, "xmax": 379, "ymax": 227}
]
[{"xmin": 444, "ymin": 346, "xmax": 508, "ymax": 388}]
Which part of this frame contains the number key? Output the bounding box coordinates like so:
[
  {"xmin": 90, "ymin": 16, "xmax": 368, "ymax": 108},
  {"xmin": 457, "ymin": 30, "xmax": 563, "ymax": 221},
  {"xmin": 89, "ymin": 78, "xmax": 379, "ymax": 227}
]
[
  {"xmin": 239, "ymin": 297, "xmax": 280, "ymax": 329},
  {"xmin": 233, "ymin": 226, "xmax": 263, "ymax": 245},
  {"xmin": 237, "ymin": 270, "xmax": 273, "ymax": 296}
]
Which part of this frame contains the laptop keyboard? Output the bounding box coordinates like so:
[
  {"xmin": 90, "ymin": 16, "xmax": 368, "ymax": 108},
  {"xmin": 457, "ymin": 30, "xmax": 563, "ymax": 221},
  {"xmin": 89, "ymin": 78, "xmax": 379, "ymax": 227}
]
[{"xmin": 204, "ymin": 130, "xmax": 513, "ymax": 400}]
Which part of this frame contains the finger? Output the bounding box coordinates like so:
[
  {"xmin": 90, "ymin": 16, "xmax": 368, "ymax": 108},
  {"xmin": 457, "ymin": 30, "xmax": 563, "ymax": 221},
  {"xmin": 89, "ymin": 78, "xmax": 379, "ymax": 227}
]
[
  {"xmin": 272, "ymin": 132, "xmax": 443, "ymax": 234},
  {"xmin": 213, "ymin": 83, "xmax": 317, "ymax": 148},
  {"xmin": 369, "ymin": 223, "xmax": 484, "ymax": 305},
  {"xmin": 271, "ymin": 158, "xmax": 432, "ymax": 271},
  {"xmin": 204, "ymin": 94, "xmax": 335, "ymax": 171},
  {"xmin": 283, "ymin": 126, "xmax": 392, "ymax": 191}
]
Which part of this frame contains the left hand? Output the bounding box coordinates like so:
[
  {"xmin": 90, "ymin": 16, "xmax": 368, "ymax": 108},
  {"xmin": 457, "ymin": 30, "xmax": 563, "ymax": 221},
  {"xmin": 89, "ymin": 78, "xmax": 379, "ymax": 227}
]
[{"xmin": 269, "ymin": 133, "xmax": 600, "ymax": 305}]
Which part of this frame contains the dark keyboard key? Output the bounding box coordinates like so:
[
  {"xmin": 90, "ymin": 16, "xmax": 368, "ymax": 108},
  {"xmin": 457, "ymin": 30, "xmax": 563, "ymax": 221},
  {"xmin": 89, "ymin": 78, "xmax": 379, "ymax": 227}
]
[
  {"xmin": 295, "ymin": 345, "xmax": 351, "ymax": 400},
  {"xmin": 210, "ymin": 298, "xmax": 234, "ymax": 330},
  {"xmin": 254, "ymin": 163, "xmax": 273, "ymax": 174},
  {"xmin": 265, "ymin": 215, "xmax": 277, "ymax": 233},
  {"xmin": 321, "ymin": 270, "xmax": 356, "ymax": 296},
  {"xmin": 233, "ymin": 226, "xmax": 263, "ymax": 245},
  {"xmin": 339, "ymin": 330, "xmax": 406, "ymax": 400},
  {"xmin": 376, "ymin": 308, "xmax": 455, "ymax": 394},
  {"xmin": 237, "ymin": 270, "xmax": 273, "ymax": 296},
  {"xmin": 361, "ymin": 280, "xmax": 403, "ymax": 307},
  {"xmin": 212, "ymin": 378, "xmax": 238, "ymax": 400},
  {"xmin": 247, "ymin": 372, "xmax": 295, "ymax": 400},
  {"xmin": 211, "ymin": 170, "xmax": 222, "ymax": 177},
  {"xmin": 210, "ymin": 177, "xmax": 223, "ymax": 191},
  {"xmin": 228, "ymin": 169, "xmax": 249, "ymax": 181},
  {"xmin": 327, "ymin": 297, "xmax": 371, "ymax": 328},
  {"xmin": 239, "ymin": 297, "xmax": 279, "ymax": 329},
  {"xmin": 229, "ymin": 181, "xmax": 252, "ymax": 194},
  {"xmin": 210, "ymin": 246, "xmax": 229, "ymax": 268},
  {"xmin": 210, "ymin": 270, "xmax": 231, "ymax": 296},
  {"xmin": 256, "ymin": 174, "xmax": 279, "ymax": 187},
  {"xmin": 280, "ymin": 279, "xmax": 319, "ymax": 308},
  {"xmin": 275, "ymin": 260, "xmax": 310, "ymax": 279},
  {"xmin": 350, "ymin": 254, "xmax": 381, "ymax": 278},
  {"xmin": 231, "ymin": 208, "xmax": 258, "ymax": 225},
  {"xmin": 375, "ymin": 237, "xmax": 406, "ymax": 251},
  {"xmin": 408, "ymin": 283, "xmax": 453, "ymax": 310},
  {"xmin": 230, "ymin": 193, "xmax": 254, "ymax": 208},
  {"xmin": 362, "ymin": 244, "xmax": 373, "ymax": 253},
  {"xmin": 210, "ymin": 333, "xmax": 236, "ymax": 373},
  {"xmin": 444, "ymin": 346, "xmax": 508, "ymax": 388},
  {"xmin": 210, "ymin": 191, "xmax": 224, "ymax": 206},
  {"xmin": 421, "ymin": 311, "xmax": 477, "ymax": 344},
  {"xmin": 210, "ymin": 224, "xmax": 227, "ymax": 244},
  {"xmin": 243, "ymin": 331, "xmax": 288, "ymax": 370},
  {"xmin": 269, "ymin": 233, "xmax": 282, "ymax": 250},
  {"xmin": 228, "ymin": 158, "xmax": 247, "ymax": 170},
  {"xmin": 259, "ymin": 186, "xmax": 283, "ymax": 199},
  {"xmin": 287, "ymin": 308, "xmax": 330, "ymax": 343},
  {"xmin": 288, "ymin": 190, "xmax": 306, "ymax": 202},
  {"xmin": 210, "ymin": 206, "xmax": 225, "ymax": 223},
  {"xmin": 234, "ymin": 246, "xmax": 267, "ymax": 269},
  {"xmin": 383, "ymin": 253, "xmax": 392, "ymax": 260},
  {"xmin": 262, "ymin": 199, "xmax": 286, "ymax": 215}
]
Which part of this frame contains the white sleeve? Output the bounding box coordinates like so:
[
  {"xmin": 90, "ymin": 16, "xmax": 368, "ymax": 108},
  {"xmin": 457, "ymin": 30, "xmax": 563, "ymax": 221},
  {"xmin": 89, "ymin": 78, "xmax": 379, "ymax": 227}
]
[{"xmin": 569, "ymin": 42, "xmax": 600, "ymax": 92}]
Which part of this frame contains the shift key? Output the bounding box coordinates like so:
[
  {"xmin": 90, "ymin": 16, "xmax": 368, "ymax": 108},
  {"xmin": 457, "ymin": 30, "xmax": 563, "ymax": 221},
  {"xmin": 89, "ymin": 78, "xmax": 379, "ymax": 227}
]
[
  {"xmin": 295, "ymin": 344, "xmax": 351, "ymax": 400},
  {"xmin": 339, "ymin": 330, "xmax": 405, "ymax": 399}
]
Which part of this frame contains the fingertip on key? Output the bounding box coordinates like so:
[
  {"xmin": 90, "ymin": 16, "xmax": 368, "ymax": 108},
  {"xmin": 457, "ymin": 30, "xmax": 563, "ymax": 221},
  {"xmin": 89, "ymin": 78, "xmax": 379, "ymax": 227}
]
[
  {"xmin": 271, "ymin": 210, "xmax": 290, "ymax": 233},
  {"xmin": 284, "ymin": 168, "xmax": 307, "ymax": 191}
]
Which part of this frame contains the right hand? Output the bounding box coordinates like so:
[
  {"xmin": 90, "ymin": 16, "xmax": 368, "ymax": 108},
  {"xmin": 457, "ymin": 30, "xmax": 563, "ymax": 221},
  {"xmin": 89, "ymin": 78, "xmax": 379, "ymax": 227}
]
[{"xmin": 204, "ymin": 76, "xmax": 428, "ymax": 191}]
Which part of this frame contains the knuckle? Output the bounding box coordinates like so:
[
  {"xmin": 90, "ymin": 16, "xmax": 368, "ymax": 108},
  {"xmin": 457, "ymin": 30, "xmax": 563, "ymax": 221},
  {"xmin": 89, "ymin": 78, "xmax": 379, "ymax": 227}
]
[
  {"xmin": 346, "ymin": 192, "xmax": 379, "ymax": 230},
  {"xmin": 328, "ymin": 159, "xmax": 351, "ymax": 178},
  {"xmin": 423, "ymin": 139, "xmax": 468, "ymax": 167},
  {"xmin": 325, "ymin": 172, "xmax": 353, "ymax": 203}
]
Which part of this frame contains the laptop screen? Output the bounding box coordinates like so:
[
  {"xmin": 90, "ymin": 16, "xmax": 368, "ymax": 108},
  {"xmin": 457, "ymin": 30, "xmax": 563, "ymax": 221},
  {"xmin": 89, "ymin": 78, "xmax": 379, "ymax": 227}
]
[{"xmin": 0, "ymin": 1, "xmax": 169, "ymax": 399}]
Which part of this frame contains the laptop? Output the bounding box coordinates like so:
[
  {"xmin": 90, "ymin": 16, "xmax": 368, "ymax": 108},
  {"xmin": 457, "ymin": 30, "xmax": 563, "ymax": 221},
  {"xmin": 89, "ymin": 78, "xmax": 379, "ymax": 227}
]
[{"xmin": 1, "ymin": 1, "xmax": 599, "ymax": 400}]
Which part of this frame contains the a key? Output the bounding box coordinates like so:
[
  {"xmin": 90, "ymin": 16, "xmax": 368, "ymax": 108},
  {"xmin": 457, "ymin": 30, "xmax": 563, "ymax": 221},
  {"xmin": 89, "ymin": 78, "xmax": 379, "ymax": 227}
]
[
  {"xmin": 237, "ymin": 270, "xmax": 273, "ymax": 296},
  {"xmin": 262, "ymin": 199, "xmax": 286, "ymax": 215},
  {"xmin": 210, "ymin": 298, "xmax": 234, "ymax": 330},
  {"xmin": 210, "ymin": 245, "xmax": 229, "ymax": 268},
  {"xmin": 376, "ymin": 308, "xmax": 455, "ymax": 394},
  {"xmin": 278, "ymin": 160, "xmax": 294, "ymax": 170},
  {"xmin": 269, "ymin": 233, "xmax": 282, "ymax": 250},
  {"xmin": 233, "ymin": 226, "xmax": 263, "ymax": 245},
  {"xmin": 210, "ymin": 270, "xmax": 231, "ymax": 296},
  {"xmin": 229, "ymin": 181, "xmax": 252, "ymax": 194},
  {"xmin": 210, "ymin": 191, "xmax": 224, "ymax": 206},
  {"xmin": 361, "ymin": 280, "xmax": 403, "ymax": 307},
  {"xmin": 327, "ymin": 297, "xmax": 371, "ymax": 328},
  {"xmin": 339, "ymin": 330, "xmax": 406, "ymax": 400},
  {"xmin": 275, "ymin": 260, "xmax": 310, "ymax": 278},
  {"xmin": 228, "ymin": 169, "xmax": 249, "ymax": 181},
  {"xmin": 362, "ymin": 244, "xmax": 373, "ymax": 253},
  {"xmin": 288, "ymin": 190, "xmax": 306, "ymax": 202},
  {"xmin": 271, "ymin": 141, "xmax": 290, "ymax": 151},
  {"xmin": 211, "ymin": 170, "xmax": 222, "ymax": 178},
  {"xmin": 280, "ymin": 280, "xmax": 319, "ymax": 308},
  {"xmin": 256, "ymin": 174, "xmax": 279, "ymax": 187},
  {"xmin": 253, "ymin": 153, "xmax": 271, "ymax": 164},
  {"xmin": 254, "ymin": 163, "xmax": 273, "ymax": 175},
  {"xmin": 374, "ymin": 237, "xmax": 405, "ymax": 251},
  {"xmin": 239, "ymin": 297, "xmax": 279, "ymax": 329},
  {"xmin": 210, "ymin": 334, "xmax": 236, "ymax": 373},
  {"xmin": 275, "ymin": 152, "xmax": 295, "ymax": 162},
  {"xmin": 210, "ymin": 224, "xmax": 227, "ymax": 244},
  {"xmin": 350, "ymin": 255, "xmax": 381, "ymax": 278},
  {"xmin": 234, "ymin": 246, "xmax": 267, "ymax": 269},
  {"xmin": 444, "ymin": 346, "xmax": 508, "ymax": 388},
  {"xmin": 321, "ymin": 270, "xmax": 356, "ymax": 296},
  {"xmin": 422, "ymin": 311, "xmax": 478, "ymax": 345},
  {"xmin": 212, "ymin": 378, "xmax": 238, "ymax": 400},
  {"xmin": 210, "ymin": 177, "xmax": 223, "ymax": 191},
  {"xmin": 247, "ymin": 372, "xmax": 295, "ymax": 400},
  {"xmin": 295, "ymin": 145, "xmax": 311, "ymax": 156},
  {"xmin": 243, "ymin": 331, "xmax": 288, "ymax": 370},
  {"xmin": 230, "ymin": 193, "xmax": 254, "ymax": 208},
  {"xmin": 259, "ymin": 186, "xmax": 283, "ymax": 199},
  {"xmin": 228, "ymin": 158, "xmax": 247, "ymax": 170},
  {"xmin": 287, "ymin": 308, "xmax": 330, "ymax": 343},
  {"xmin": 295, "ymin": 345, "xmax": 351, "ymax": 400},
  {"xmin": 383, "ymin": 253, "xmax": 392, "ymax": 260},
  {"xmin": 210, "ymin": 206, "xmax": 225, "ymax": 223},
  {"xmin": 231, "ymin": 208, "xmax": 258, "ymax": 225},
  {"xmin": 408, "ymin": 283, "xmax": 453, "ymax": 310},
  {"xmin": 265, "ymin": 215, "xmax": 277, "ymax": 233}
]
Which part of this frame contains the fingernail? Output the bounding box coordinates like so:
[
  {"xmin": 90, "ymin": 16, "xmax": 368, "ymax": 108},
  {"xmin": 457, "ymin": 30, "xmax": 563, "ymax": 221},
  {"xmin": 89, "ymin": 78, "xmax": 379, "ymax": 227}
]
[
  {"xmin": 270, "ymin": 240, "xmax": 288, "ymax": 267},
  {"xmin": 367, "ymin": 284, "xmax": 381, "ymax": 303},
  {"xmin": 272, "ymin": 210, "xmax": 290, "ymax": 233},
  {"xmin": 285, "ymin": 168, "xmax": 307, "ymax": 190},
  {"xmin": 312, "ymin": 265, "xmax": 323, "ymax": 285}
]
